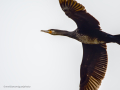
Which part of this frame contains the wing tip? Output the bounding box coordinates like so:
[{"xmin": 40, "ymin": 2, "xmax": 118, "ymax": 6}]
[{"xmin": 59, "ymin": 0, "xmax": 86, "ymax": 12}]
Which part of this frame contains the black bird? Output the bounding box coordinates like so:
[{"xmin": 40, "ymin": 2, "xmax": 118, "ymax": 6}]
[{"xmin": 41, "ymin": 0, "xmax": 120, "ymax": 90}]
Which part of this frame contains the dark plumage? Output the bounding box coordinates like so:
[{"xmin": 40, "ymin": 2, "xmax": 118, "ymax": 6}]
[{"xmin": 41, "ymin": 0, "xmax": 120, "ymax": 90}]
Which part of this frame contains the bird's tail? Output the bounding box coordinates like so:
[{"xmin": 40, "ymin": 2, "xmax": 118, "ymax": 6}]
[{"xmin": 114, "ymin": 34, "xmax": 120, "ymax": 45}]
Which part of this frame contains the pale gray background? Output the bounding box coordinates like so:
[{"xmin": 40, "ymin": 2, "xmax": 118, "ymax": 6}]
[{"xmin": 0, "ymin": 0, "xmax": 120, "ymax": 90}]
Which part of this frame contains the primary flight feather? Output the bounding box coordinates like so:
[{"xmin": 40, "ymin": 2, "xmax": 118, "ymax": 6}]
[{"xmin": 41, "ymin": 0, "xmax": 120, "ymax": 90}]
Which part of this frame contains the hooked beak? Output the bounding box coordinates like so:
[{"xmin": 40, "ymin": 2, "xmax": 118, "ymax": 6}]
[
  {"xmin": 41, "ymin": 30, "xmax": 52, "ymax": 34},
  {"xmin": 41, "ymin": 30, "xmax": 49, "ymax": 33}
]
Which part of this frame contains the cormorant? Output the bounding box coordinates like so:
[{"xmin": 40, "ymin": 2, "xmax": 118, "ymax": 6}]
[{"xmin": 41, "ymin": 0, "xmax": 120, "ymax": 90}]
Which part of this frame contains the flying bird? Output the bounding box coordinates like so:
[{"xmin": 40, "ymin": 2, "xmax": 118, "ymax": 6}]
[{"xmin": 41, "ymin": 0, "xmax": 120, "ymax": 90}]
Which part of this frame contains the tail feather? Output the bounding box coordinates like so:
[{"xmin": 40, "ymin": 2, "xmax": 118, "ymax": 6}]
[{"xmin": 114, "ymin": 34, "xmax": 120, "ymax": 45}]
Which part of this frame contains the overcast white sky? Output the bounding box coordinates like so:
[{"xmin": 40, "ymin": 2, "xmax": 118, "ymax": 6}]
[{"xmin": 0, "ymin": 0, "xmax": 120, "ymax": 90}]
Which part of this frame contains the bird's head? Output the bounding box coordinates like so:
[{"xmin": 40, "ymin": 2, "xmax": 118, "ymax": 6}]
[
  {"xmin": 41, "ymin": 29, "xmax": 62, "ymax": 35},
  {"xmin": 41, "ymin": 29, "xmax": 70, "ymax": 36}
]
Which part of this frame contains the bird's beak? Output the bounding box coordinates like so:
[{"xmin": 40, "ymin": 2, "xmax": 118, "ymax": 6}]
[
  {"xmin": 41, "ymin": 30, "xmax": 52, "ymax": 34},
  {"xmin": 41, "ymin": 30, "xmax": 49, "ymax": 33}
]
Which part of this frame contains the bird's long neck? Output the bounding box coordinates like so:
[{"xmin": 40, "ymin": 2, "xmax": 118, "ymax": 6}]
[{"xmin": 55, "ymin": 30, "xmax": 76, "ymax": 40}]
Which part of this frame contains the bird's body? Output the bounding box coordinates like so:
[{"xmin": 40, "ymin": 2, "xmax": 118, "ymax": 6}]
[
  {"xmin": 75, "ymin": 30, "xmax": 105, "ymax": 44},
  {"xmin": 41, "ymin": 0, "xmax": 120, "ymax": 90}
]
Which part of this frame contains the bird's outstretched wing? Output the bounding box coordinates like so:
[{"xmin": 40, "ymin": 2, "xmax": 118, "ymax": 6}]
[
  {"xmin": 59, "ymin": 0, "xmax": 100, "ymax": 31},
  {"xmin": 80, "ymin": 43, "xmax": 108, "ymax": 90}
]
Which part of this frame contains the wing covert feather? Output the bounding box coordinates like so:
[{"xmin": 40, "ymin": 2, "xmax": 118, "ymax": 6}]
[{"xmin": 80, "ymin": 43, "xmax": 108, "ymax": 90}]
